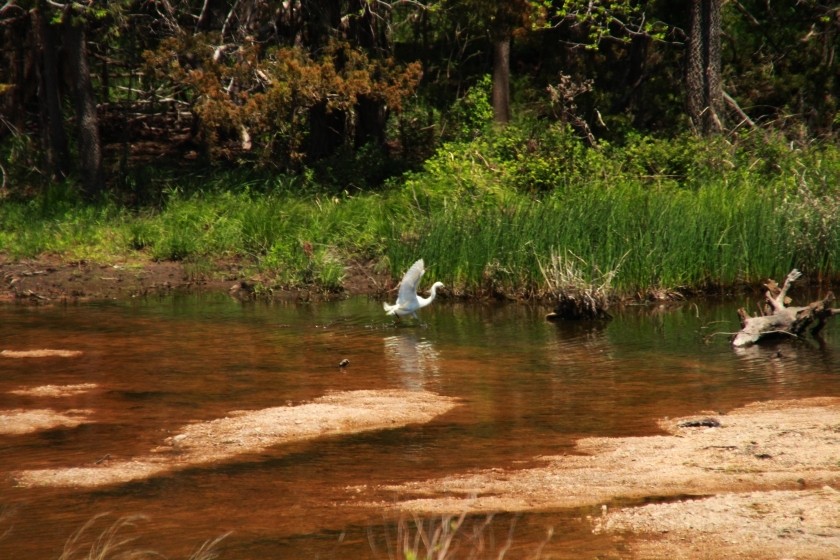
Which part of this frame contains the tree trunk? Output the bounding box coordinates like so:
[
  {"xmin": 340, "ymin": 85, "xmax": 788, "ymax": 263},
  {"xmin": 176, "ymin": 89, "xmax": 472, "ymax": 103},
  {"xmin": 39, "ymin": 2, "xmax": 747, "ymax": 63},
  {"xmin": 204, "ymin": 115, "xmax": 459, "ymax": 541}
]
[
  {"xmin": 34, "ymin": 4, "xmax": 70, "ymax": 181},
  {"xmin": 355, "ymin": 95, "xmax": 388, "ymax": 149},
  {"xmin": 686, "ymin": 0, "xmax": 723, "ymax": 134},
  {"xmin": 301, "ymin": 1, "xmax": 345, "ymax": 161},
  {"xmin": 348, "ymin": 0, "xmax": 389, "ymax": 149},
  {"xmin": 306, "ymin": 100, "xmax": 345, "ymax": 161},
  {"xmin": 612, "ymin": 34, "xmax": 650, "ymax": 118},
  {"xmin": 704, "ymin": 0, "xmax": 723, "ymax": 133},
  {"xmin": 301, "ymin": 0, "xmax": 341, "ymax": 52},
  {"xmin": 686, "ymin": 0, "xmax": 704, "ymax": 129},
  {"xmin": 347, "ymin": 0, "xmax": 387, "ymax": 53},
  {"xmin": 492, "ymin": 36, "xmax": 511, "ymax": 124},
  {"xmin": 1, "ymin": 13, "xmax": 34, "ymax": 135},
  {"xmin": 63, "ymin": 12, "xmax": 104, "ymax": 200}
]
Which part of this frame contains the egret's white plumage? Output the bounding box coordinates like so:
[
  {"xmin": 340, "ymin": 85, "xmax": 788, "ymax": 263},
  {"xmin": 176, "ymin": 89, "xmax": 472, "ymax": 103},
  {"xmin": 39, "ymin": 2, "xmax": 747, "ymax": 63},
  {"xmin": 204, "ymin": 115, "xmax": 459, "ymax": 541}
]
[{"xmin": 383, "ymin": 259, "xmax": 444, "ymax": 321}]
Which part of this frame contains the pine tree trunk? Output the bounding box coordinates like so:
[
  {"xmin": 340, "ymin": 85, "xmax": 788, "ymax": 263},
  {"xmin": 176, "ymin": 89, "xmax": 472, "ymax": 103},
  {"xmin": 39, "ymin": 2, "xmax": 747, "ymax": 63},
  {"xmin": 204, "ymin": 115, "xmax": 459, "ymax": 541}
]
[
  {"xmin": 348, "ymin": 0, "xmax": 389, "ymax": 149},
  {"xmin": 704, "ymin": 0, "xmax": 723, "ymax": 133},
  {"xmin": 34, "ymin": 4, "xmax": 70, "ymax": 181},
  {"xmin": 63, "ymin": 13, "xmax": 104, "ymax": 199},
  {"xmin": 307, "ymin": 100, "xmax": 345, "ymax": 160},
  {"xmin": 492, "ymin": 36, "xmax": 511, "ymax": 124},
  {"xmin": 686, "ymin": 0, "xmax": 723, "ymax": 134}
]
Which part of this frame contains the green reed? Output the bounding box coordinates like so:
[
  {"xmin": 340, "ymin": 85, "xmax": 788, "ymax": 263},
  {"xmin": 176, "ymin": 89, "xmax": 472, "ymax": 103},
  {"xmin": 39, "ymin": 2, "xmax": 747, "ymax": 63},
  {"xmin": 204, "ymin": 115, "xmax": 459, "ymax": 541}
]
[{"xmin": 386, "ymin": 178, "xmax": 835, "ymax": 297}]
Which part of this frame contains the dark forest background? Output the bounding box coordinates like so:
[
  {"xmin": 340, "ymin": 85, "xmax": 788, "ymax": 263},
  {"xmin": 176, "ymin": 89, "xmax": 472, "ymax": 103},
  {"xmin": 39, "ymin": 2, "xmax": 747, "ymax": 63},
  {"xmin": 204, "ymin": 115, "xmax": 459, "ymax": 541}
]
[{"xmin": 1, "ymin": 1, "xmax": 837, "ymax": 200}]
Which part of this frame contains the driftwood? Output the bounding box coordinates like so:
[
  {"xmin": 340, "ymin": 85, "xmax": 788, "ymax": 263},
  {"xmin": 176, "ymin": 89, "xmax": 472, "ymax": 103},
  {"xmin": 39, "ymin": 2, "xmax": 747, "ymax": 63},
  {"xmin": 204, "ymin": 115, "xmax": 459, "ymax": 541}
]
[{"xmin": 732, "ymin": 269, "xmax": 840, "ymax": 347}]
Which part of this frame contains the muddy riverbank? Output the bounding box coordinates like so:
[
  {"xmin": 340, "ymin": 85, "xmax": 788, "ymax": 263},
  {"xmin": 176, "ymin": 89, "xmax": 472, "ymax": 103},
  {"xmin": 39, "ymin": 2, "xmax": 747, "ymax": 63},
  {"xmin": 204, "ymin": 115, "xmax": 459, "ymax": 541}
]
[{"xmin": 0, "ymin": 255, "xmax": 387, "ymax": 303}]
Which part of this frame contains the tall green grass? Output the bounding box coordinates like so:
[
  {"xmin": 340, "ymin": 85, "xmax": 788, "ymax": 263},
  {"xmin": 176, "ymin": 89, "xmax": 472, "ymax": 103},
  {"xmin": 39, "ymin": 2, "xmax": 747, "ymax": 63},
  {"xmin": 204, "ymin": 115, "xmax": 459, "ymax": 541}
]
[
  {"xmin": 0, "ymin": 182, "xmax": 400, "ymax": 291},
  {"xmin": 386, "ymin": 181, "xmax": 800, "ymax": 296},
  {"xmin": 2, "ymin": 126, "xmax": 839, "ymax": 297},
  {"xmin": 126, "ymin": 188, "xmax": 402, "ymax": 290},
  {"xmin": 0, "ymin": 187, "xmax": 129, "ymax": 262},
  {"xmin": 384, "ymin": 127, "xmax": 840, "ymax": 296}
]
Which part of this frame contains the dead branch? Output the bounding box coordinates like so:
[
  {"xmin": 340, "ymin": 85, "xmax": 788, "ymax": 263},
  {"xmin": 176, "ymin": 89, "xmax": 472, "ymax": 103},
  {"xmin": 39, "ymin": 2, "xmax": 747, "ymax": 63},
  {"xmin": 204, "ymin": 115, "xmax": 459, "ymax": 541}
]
[{"xmin": 732, "ymin": 269, "xmax": 839, "ymax": 347}]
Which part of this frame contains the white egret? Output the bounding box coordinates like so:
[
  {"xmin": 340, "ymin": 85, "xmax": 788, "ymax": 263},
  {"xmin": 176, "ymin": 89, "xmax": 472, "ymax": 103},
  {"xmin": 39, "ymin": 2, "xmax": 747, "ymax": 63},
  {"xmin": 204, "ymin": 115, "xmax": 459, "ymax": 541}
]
[{"xmin": 383, "ymin": 258, "xmax": 444, "ymax": 322}]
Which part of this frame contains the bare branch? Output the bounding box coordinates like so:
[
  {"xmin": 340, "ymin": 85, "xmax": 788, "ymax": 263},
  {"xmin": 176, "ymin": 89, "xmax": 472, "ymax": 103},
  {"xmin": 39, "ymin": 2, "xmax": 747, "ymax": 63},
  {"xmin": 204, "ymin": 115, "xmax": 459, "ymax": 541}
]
[
  {"xmin": 220, "ymin": 0, "xmax": 242, "ymax": 42},
  {"xmin": 195, "ymin": 0, "xmax": 212, "ymax": 32},
  {"xmin": 0, "ymin": 1, "xmax": 26, "ymax": 17},
  {"xmin": 723, "ymin": 91, "xmax": 756, "ymax": 130}
]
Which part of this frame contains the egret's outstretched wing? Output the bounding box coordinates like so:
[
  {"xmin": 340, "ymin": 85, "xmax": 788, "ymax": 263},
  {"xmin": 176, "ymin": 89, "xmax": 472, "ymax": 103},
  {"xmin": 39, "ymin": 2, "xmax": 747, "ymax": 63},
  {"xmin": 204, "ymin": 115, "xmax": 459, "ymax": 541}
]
[{"xmin": 396, "ymin": 259, "xmax": 425, "ymax": 305}]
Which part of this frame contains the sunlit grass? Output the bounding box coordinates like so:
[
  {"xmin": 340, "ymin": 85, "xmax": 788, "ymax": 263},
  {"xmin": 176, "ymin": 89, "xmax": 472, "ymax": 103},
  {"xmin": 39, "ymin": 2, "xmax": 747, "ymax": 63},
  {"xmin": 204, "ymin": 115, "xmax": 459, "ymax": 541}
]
[
  {"xmin": 0, "ymin": 184, "xmax": 398, "ymax": 292},
  {"xmin": 369, "ymin": 512, "xmax": 554, "ymax": 560},
  {"xmin": 2, "ymin": 131, "xmax": 839, "ymax": 297},
  {"xmin": 1, "ymin": 510, "xmax": 555, "ymax": 560},
  {"xmin": 385, "ymin": 178, "xmax": 836, "ymax": 297},
  {"xmin": 55, "ymin": 513, "xmax": 228, "ymax": 560},
  {"xmin": 380, "ymin": 126, "xmax": 840, "ymax": 296}
]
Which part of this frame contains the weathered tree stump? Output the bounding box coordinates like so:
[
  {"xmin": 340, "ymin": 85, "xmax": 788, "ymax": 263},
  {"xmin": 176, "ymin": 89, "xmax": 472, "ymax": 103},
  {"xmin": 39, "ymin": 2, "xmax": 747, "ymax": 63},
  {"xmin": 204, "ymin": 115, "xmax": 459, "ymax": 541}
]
[{"xmin": 732, "ymin": 269, "xmax": 840, "ymax": 347}]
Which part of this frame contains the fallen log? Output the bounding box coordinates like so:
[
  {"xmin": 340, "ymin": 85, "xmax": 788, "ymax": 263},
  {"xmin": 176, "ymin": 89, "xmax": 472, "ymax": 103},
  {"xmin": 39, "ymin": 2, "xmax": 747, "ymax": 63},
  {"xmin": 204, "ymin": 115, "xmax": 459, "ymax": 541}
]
[{"xmin": 732, "ymin": 269, "xmax": 840, "ymax": 347}]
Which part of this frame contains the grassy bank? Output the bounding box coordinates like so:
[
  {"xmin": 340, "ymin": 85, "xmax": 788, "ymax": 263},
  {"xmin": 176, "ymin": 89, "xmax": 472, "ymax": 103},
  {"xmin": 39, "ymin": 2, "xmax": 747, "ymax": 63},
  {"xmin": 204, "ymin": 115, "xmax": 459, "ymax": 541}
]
[{"xmin": 2, "ymin": 127, "xmax": 839, "ymax": 298}]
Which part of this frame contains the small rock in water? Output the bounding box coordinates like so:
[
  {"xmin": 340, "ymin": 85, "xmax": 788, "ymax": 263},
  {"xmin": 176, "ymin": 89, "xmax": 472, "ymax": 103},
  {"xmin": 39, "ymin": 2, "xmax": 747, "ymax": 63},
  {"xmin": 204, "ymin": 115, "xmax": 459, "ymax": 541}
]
[
  {"xmin": 678, "ymin": 417, "xmax": 721, "ymax": 428},
  {"xmin": 167, "ymin": 434, "xmax": 188, "ymax": 447}
]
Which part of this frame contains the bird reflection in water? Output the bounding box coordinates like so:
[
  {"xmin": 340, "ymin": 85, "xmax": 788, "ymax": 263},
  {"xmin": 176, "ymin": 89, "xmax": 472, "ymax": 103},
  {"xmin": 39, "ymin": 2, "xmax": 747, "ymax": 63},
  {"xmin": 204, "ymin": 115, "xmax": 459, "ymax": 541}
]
[{"xmin": 383, "ymin": 331, "xmax": 441, "ymax": 390}]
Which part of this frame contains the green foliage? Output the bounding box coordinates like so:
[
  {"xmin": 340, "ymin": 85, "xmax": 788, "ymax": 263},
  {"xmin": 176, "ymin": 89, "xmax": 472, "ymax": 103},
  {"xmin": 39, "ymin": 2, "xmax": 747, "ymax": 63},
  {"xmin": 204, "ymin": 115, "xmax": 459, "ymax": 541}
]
[
  {"xmin": 404, "ymin": 119, "xmax": 607, "ymax": 199},
  {"xmin": 384, "ymin": 121, "xmax": 840, "ymax": 295},
  {"xmin": 3, "ymin": 127, "xmax": 840, "ymax": 297},
  {"xmin": 777, "ymin": 180, "xmax": 840, "ymax": 276},
  {"xmin": 550, "ymin": 0, "xmax": 660, "ymax": 47},
  {"xmin": 447, "ymin": 75, "xmax": 494, "ymax": 140},
  {"xmin": 721, "ymin": 0, "xmax": 839, "ymax": 139},
  {"xmin": 121, "ymin": 186, "xmax": 390, "ymax": 289},
  {"xmin": 0, "ymin": 183, "xmax": 128, "ymax": 260},
  {"xmin": 261, "ymin": 242, "xmax": 345, "ymax": 291},
  {"xmin": 0, "ymin": 130, "xmax": 42, "ymax": 195},
  {"xmin": 495, "ymin": 121, "xmax": 605, "ymax": 191},
  {"xmin": 144, "ymin": 192, "xmax": 243, "ymax": 261},
  {"xmin": 607, "ymin": 132, "xmax": 737, "ymax": 188},
  {"xmin": 386, "ymin": 179, "xmax": 790, "ymax": 296},
  {"xmin": 388, "ymin": 96, "xmax": 442, "ymax": 164}
]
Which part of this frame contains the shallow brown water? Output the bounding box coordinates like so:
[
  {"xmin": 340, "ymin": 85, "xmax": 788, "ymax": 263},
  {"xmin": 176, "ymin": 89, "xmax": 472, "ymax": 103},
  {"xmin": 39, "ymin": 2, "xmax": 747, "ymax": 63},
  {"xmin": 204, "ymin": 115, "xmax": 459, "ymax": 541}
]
[{"xmin": 1, "ymin": 294, "xmax": 839, "ymax": 559}]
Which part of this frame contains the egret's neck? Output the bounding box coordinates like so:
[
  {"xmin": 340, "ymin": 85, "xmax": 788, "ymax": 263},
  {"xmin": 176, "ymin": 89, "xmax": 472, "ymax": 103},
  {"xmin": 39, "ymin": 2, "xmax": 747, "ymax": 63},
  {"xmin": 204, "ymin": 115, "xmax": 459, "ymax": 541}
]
[{"xmin": 419, "ymin": 283, "xmax": 441, "ymax": 308}]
